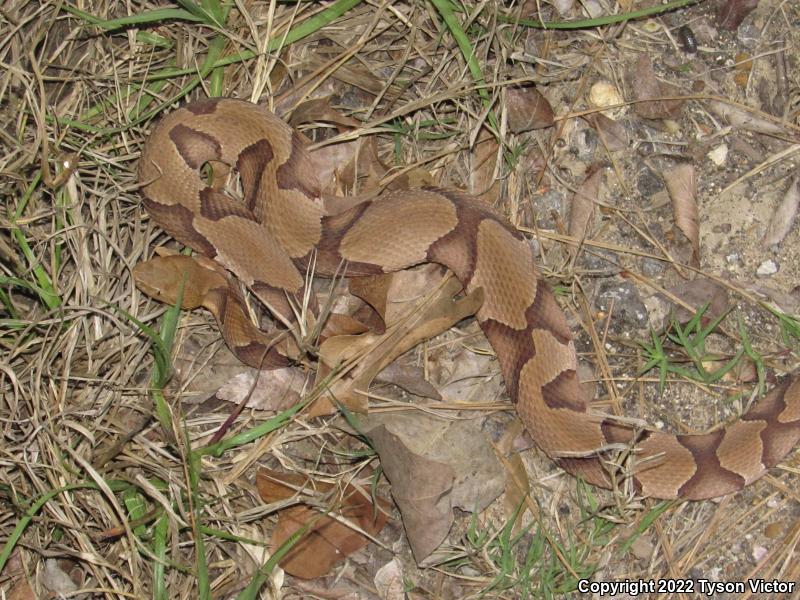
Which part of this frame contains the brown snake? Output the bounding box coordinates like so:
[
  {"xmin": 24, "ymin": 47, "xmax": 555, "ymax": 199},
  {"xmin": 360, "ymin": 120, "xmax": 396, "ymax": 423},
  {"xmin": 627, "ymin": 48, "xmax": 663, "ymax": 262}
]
[{"xmin": 136, "ymin": 98, "xmax": 800, "ymax": 500}]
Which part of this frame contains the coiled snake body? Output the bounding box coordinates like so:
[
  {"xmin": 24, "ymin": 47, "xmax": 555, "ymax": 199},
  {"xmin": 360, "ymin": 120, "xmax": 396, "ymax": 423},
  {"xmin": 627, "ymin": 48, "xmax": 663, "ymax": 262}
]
[{"xmin": 137, "ymin": 98, "xmax": 800, "ymax": 500}]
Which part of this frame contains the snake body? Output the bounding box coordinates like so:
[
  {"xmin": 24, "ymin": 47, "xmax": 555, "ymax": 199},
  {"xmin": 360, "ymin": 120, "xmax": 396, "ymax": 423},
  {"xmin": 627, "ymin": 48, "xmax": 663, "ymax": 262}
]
[{"xmin": 137, "ymin": 98, "xmax": 800, "ymax": 500}]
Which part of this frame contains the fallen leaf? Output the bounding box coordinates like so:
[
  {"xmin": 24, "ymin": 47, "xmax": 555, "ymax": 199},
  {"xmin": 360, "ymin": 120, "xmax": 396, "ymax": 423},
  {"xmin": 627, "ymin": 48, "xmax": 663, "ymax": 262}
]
[
  {"xmin": 134, "ymin": 254, "xmax": 294, "ymax": 368},
  {"xmin": 583, "ymin": 113, "xmax": 629, "ymax": 152},
  {"xmin": 470, "ymin": 130, "xmax": 501, "ymax": 203},
  {"xmin": 336, "ymin": 135, "xmax": 390, "ymax": 194},
  {"xmin": 707, "ymin": 101, "xmax": 796, "ymax": 138},
  {"xmin": 257, "ymin": 468, "xmax": 390, "ymax": 579},
  {"xmin": 42, "ymin": 559, "xmax": 80, "ymax": 597},
  {"xmin": 3, "ymin": 551, "xmax": 35, "ymax": 600},
  {"xmin": 374, "ymin": 558, "xmax": 405, "ymax": 600},
  {"xmin": 314, "ymin": 278, "xmax": 483, "ymax": 415},
  {"xmin": 215, "ymin": 367, "xmax": 306, "ymax": 412},
  {"xmin": 664, "ymin": 163, "xmax": 700, "ymax": 266},
  {"xmin": 717, "ymin": 0, "xmax": 759, "ymax": 30},
  {"xmin": 505, "ymin": 84, "xmax": 554, "ymax": 133},
  {"xmin": 667, "ymin": 278, "xmax": 730, "ymax": 323},
  {"xmin": 348, "ymin": 273, "xmax": 393, "ymax": 333},
  {"xmin": 568, "ymin": 165, "xmax": 603, "ymax": 240},
  {"xmin": 375, "ymin": 360, "xmax": 442, "ymax": 401},
  {"xmin": 497, "ymin": 419, "xmax": 531, "ymax": 532},
  {"xmin": 6, "ymin": 578, "xmax": 36, "ymax": 600},
  {"xmin": 437, "ymin": 346, "xmax": 498, "ymax": 402},
  {"xmin": 630, "ymin": 55, "xmax": 684, "ymax": 120},
  {"xmin": 763, "ymin": 176, "xmax": 800, "ymax": 247},
  {"xmin": 740, "ymin": 281, "xmax": 800, "ymax": 315},
  {"xmin": 319, "ymin": 312, "xmax": 372, "ymax": 339},
  {"xmin": 386, "ymin": 166, "xmax": 435, "ymax": 191},
  {"xmin": 290, "ymin": 96, "xmax": 389, "ymax": 195},
  {"xmin": 363, "ymin": 413, "xmax": 505, "ymax": 563},
  {"xmin": 171, "ymin": 340, "xmax": 251, "ymax": 402}
]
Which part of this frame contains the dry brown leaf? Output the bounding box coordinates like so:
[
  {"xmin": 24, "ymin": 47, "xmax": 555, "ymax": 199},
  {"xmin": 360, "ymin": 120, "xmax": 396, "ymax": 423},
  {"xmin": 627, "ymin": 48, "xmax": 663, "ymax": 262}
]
[
  {"xmin": 6, "ymin": 578, "xmax": 36, "ymax": 600},
  {"xmin": 583, "ymin": 113, "xmax": 629, "ymax": 152},
  {"xmin": 3, "ymin": 551, "xmax": 35, "ymax": 600},
  {"xmin": 170, "ymin": 340, "xmax": 251, "ymax": 401},
  {"xmin": 717, "ymin": 0, "xmax": 759, "ymax": 30},
  {"xmin": 505, "ymin": 84, "xmax": 554, "ymax": 133},
  {"xmin": 568, "ymin": 165, "xmax": 603, "ymax": 240},
  {"xmin": 290, "ymin": 97, "xmax": 389, "ymax": 194},
  {"xmin": 667, "ymin": 278, "xmax": 730, "ymax": 323},
  {"xmin": 664, "ymin": 163, "xmax": 700, "ymax": 266},
  {"xmin": 470, "ymin": 130, "xmax": 501, "ymax": 203},
  {"xmin": 215, "ymin": 367, "xmax": 305, "ymax": 412},
  {"xmin": 373, "ymin": 558, "xmax": 405, "ymax": 600},
  {"xmin": 630, "ymin": 55, "xmax": 684, "ymax": 120},
  {"xmin": 42, "ymin": 559, "xmax": 81, "ymax": 597},
  {"xmin": 741, "ymin": 281, "xmax": 800, "ymax": 315},
  {"xmin": 497, "ymin": 419, "xmax": 531, "ymax": 532},
  {"xmin": 707, "ymin": 101, "xmax": 796, "ymax": 138},
  {"xmin": 309, "ymin": 142, "xmax": 363, "ymax": 193},
  {"xmin": 349, "ymin": 273, "xmax": 393, "ymax": 333},
  {"xmin": 319, "ymin": 312, "xmax": 372, "ymax": 338},
  {"xmin": 386, "ymin": 166, "xmax": 435, "ymax": 191},
  {"xmin": 300, "ymin": 56, "xmax": 384, "ymax": 96},
  {"xmin": 337, "ymin": 135, "xmax": 390, "ymax": 193},
  {"xmin": 363, "ymin": 413, "xmax": 504, "ymax": 563},
  {"xmin": 436, "ymin": 346, "xmax": 498, "ymax": 402},
  {"xmin": 763, "ymin": 176, "xmax": 800, "ymax": 247},
  {"xmin": 375, "ymin": 360, "xmax": 442, "ymax": 401},
  {"xmin": 315, "ymin": 278, "xmax": 483, "ymax": 415},
  {"xmin": 256, "ymin": 468, "xmax": 390, "ymax": 580},
  {"xmin": 383, "ymin": 264, "xmax": 448, "ymax": 317},
  {"xmin": 289, "ymin": 96, "xmax": 360, "ymax": 129}
]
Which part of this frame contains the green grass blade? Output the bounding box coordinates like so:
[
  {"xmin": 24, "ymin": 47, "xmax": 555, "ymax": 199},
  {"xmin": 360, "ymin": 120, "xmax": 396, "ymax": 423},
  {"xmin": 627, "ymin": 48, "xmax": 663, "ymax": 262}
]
[
  {"xmin": 429, "ymin": 0, "xmax": 498, "ymax": 131},
  {"xmin": 186, "ymin": 451, "xmax": 211, "ymax": 599},
  {"xmin": 64, "ymin": 5, "xmax": 205, "ymax": 29},
  {"xmin": 153, "ymin": 514, "xmax": 170, "ymax": 600},
  {"xmin": 0, "ymin": 483, "xmax": 100, "ymax": 574}
]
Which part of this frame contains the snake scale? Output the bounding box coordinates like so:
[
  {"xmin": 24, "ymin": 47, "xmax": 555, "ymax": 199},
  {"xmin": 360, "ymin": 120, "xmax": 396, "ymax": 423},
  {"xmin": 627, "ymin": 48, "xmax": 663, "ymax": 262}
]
[{"xmin": 136, "ymin": 98, "xmax": 800, "ymax": 500}]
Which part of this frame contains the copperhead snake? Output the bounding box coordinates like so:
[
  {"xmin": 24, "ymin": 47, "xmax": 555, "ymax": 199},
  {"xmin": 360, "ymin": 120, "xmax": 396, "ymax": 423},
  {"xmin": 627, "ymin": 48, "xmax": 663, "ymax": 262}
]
[{"xmin": 136, "ymin": 97, "xmax": 800, "ymax": 500}]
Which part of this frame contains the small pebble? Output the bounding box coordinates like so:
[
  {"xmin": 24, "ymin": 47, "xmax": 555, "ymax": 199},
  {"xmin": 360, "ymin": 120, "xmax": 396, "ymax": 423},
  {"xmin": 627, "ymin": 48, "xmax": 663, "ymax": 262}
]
[
  {"xmin": 588, "ymin": 81, "xmax": 623, "ymax": 109},
  {"xmin": 752, "ymin": 545, "xmax": 768, "ymax": 562},
  {"xmin": 707, "ymin": 143, "xmax": 728, "ymax": 166},
  {"xmin": 756, "ymin": 259, "xmax": 778, "ymax": 276}
]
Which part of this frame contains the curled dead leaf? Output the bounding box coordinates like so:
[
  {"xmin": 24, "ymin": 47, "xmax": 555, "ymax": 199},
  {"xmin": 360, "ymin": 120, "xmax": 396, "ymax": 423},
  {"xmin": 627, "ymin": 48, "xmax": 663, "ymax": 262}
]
[
  {"xmin": 707, "ymin": 101, "xmax": 797, "ymax": 139},
  {"xmin": 363, "ymin": 413, "xmax": 504, "ymax": 563},
  {"xmin": 717, "ymin": 0, "xmax": 759, "ymax": 31},
  {"xmin": 215, "ymin": 367, "xmax": 305, "ymax": 412},
  {"xmin": 667, "ymin": 278, "xmax": 730, "ymax": 323},
  {"xmin": 376, "ymin": 360, "xmax": 442, "ymax": 401},
  {"xmin": 315, "ymin": 278, "xmax": 483, "ymax": 415},
  {"xmin": 497, "ymin": 420, "xmax": 531, "ymax": 531},
  {"xmin": 583, "ymin": 113, "xmax": 629, "ymax": 152},
  {"xmin": 257, "ymin": 468, "xmax": 390, "ymax": 580},
  {"xmin": 470, "ymin": 130, "xmax": 501, "ymax": 203},
  {"xmin": 505, "ymin": 84, "xmax": 554, "ymax": 133},
  {"xmin": 568, "ymin": 166, "xmax": 603, "ymax": 240},
  {"xmin": 763, "ymin": 176, "xmax": 800, "ymax": 247},
  {"xmin": 630, "ymin": 55, "xmax": 684, "ymax": 120},
  {"xmin": 664, "ymin": 163, "xmax": 700, "ymax": 266}
]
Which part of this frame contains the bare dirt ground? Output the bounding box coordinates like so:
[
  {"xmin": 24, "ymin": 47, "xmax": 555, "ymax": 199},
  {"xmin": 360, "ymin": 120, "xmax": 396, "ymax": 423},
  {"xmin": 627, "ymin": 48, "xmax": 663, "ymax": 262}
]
[{"xmin": 1, "ymin": 0, "xmax": 799, "ymax": 598}]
